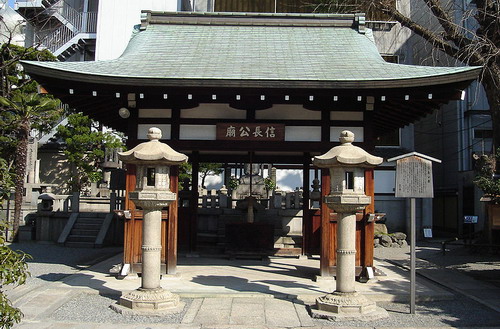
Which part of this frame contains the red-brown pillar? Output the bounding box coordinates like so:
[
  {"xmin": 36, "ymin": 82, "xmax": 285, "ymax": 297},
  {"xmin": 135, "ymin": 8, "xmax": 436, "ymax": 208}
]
[
  {"xmin": 124, "ymin": 164, "xmax": 136, "ymax": 267},
  {"xmin": 320, "ymin": 168, "xmax": 332, "ymax": 276},
  {"xmin": 302, "ymin": 155, "xmax": 310, "ymax": 255},
  {"xmin": 363, "ymin": 168, "xmax": 375, "ymax": 268},
  {"xmin": 167, "ymin": 165, "xmax": 179, "ymax": 274}
]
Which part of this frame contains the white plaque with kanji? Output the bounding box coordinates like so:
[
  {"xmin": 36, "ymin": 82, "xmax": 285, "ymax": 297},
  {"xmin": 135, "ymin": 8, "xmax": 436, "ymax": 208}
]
[{"xmin": 395, "ymin": 156, "xmax": 434, "ymax": 198}]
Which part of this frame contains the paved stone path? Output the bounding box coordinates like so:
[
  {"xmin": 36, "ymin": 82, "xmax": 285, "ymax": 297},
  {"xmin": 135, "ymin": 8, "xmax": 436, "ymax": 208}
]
[{"xmin": 7, "ymin": 241, "xmax": 500, "ymax": 328}]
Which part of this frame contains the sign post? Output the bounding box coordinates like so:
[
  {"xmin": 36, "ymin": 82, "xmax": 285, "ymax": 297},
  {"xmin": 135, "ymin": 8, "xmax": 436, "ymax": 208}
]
[{"xmin": 388, "ymin": 152, "xmax": 441, "ymax": 314}]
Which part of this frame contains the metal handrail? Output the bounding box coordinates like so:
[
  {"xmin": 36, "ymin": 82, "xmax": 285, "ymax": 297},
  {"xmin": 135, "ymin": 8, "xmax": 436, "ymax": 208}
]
[
  {"xmin": 43, "ymin": 0, "xmax": 81, "ymax": 30},
  {"xmin": 40, "ymin": 25, "xmax": 72, "ymax": 53},
  {"xmin": 36, "ymin": 0, "xmax": 97, "ymax": 54}
]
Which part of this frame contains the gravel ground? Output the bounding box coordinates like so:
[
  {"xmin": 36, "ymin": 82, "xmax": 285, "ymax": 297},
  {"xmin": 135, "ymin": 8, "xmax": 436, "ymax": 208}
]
[
  {"xmin": 49, "ymin": 293, "xmax": 500, "ymax": 327},
  {"xmin": 7, "ymin": 241, "xmax": 122, "ymax": 289},
  {"xmin": 8, "ymin": 240, "xmax": 500, "ymax": 327},
  {"xmin": 51, "ymin": 294, "xmax": 192, "ymax": 324},
  {"xmin": 312, "ymin": 296, "xmax": 500, "ymax": 327}
]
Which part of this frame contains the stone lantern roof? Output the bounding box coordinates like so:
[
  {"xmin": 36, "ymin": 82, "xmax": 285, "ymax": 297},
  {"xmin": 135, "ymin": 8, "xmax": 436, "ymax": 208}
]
[
  {"xmin": 118, "ymin": 127, "xmax": 188, "ymax": 165},
  {"xmin": 313, "ymin": 130, "xmax": 383, "ymax": 167}
]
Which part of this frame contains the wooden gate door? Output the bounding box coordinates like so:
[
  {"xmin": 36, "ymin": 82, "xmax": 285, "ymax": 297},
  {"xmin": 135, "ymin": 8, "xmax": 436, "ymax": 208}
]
[{"xmin": 304, "ymin": 208, "xmax": 321, "ymax": 255}]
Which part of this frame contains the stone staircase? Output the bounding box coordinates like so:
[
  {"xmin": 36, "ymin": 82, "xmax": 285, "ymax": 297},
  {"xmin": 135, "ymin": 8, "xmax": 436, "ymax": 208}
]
[
  {"xmin": 59, "ymin": 212, "xmax": 114, "ymax": 248},
  {"xmin": 65, "ymin": 213, "xmax": 103, "ymax": 247}
]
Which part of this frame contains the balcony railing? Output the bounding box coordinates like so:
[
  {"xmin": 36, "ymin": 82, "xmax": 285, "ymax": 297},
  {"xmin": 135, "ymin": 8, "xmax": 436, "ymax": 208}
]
[{"xmin": 35, "ymin": 0, "xmax": 97, "ymax": 55}]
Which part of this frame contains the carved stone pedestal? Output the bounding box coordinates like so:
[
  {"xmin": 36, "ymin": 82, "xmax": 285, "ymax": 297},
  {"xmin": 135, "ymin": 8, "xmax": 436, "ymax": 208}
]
[
  {"xmin": 311, "ymin": 291, "xmax": 388, "ymax": 321},
  {"xmin": 111, "ymin": 288, "xmax": 184, "ymax": 315}
]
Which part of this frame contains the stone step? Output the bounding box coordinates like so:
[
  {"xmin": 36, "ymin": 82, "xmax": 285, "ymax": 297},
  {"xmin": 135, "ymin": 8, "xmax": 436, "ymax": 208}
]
[
  {"xmin": 78, "ymin": 216, "xmax": 103, "ymax": 222},
  {"xmin": 71, "ymin": 229, "xmax": 100, "ymax": 236},
  {"xmin": 78, "ymin": 212, "xmax": 107, "ymax": 218},
  {"xmin": 65, "ymin": 241, "xmax": 95, "ymax": 248},
  {"xmin": 273, "ymin": 248, "xmax": 302, "ymax": 256},
  {"xmin": 274, "ymin": 243, "xmax": 300, "ymax": 249},
  {"xmin": 73, "ymin": 223, "xmax": 101, "ymax": 230},
  {"xmin": 66, "ymin": 235, "xmax": 96, "ymax": 243}
]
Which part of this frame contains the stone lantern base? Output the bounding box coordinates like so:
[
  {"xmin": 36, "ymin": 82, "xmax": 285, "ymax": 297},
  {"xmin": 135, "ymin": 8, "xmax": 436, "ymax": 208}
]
[
  {"xmin": 111, "ymin": 288, "xmax": 184, "ymax": 315},
  {"xmin": 311, "ymin": 292, "xmax": 388, "ymax": 321}
]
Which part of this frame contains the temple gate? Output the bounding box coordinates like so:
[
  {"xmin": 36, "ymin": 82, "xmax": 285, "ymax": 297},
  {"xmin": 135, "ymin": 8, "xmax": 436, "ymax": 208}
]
[{"xmin": 22, "ymin": 11, "xmax": 480, "ymax": 277}]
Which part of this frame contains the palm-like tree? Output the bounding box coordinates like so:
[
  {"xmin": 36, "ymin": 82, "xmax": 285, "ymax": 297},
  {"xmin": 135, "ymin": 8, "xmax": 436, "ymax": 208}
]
[{"xmin": 0, "ymin": 91, "xmax": 61, "ymax": 240}]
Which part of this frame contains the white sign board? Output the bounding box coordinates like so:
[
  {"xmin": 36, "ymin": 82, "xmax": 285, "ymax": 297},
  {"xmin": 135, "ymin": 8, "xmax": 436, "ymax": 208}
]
[{"xmin": 395, "ymin": 156, "xmax": 434, "ymax": 198}]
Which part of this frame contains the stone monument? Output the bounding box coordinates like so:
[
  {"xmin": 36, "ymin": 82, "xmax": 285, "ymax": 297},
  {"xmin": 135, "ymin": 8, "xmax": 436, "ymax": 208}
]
[
  {"xmin": 234, "ymin": 163, "xmax": 266, "ymax": 199},
  {"xmin": 311, "ymin": 130, "xmax": 388, "ymax": 321},
  {"xmin": 113, "ymin": 127, "xmax": 188, "ymax": 314},
  {"xmin": 234, "ymin": 163, "xmax": 266, "ymax": 223}
]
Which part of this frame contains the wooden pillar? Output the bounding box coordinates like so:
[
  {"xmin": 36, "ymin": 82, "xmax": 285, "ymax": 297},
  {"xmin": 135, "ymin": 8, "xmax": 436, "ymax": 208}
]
[
  {"xmin": 302, "ymin": 154, "xmax": 310, "ymax": 255},
  {"xmin": 363, "ymin": 168, "xmax": 375, "ymax": 268},
  {"xmin": 320, "ymin": 168, "xmax": 332, "ymax": 276},
  {"xmin": 166, "ymin": 166, "xmax": 179, "ymax": 274},
  {"xmin": 124, "ymin": 164, "xmax": 136, "ymax": 267},
  {"xmin": 190, "ymin": 152, "xmax": 200, "ymax": 253}
]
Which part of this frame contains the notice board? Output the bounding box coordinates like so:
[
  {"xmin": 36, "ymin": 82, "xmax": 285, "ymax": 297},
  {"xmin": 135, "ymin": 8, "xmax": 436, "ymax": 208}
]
[{"xmin": 395, "ymin": 156, "xmax": 434, "ymax": 198}]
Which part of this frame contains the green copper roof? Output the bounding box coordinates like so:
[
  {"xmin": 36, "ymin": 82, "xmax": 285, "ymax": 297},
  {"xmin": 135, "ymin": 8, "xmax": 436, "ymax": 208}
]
[{"xmin": 22, "ymin": 11, "xmax": 481, "ymax": 89}]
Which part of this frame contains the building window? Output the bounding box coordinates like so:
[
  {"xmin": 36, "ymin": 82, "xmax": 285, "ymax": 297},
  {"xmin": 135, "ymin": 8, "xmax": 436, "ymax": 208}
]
[
  {"xmin": 345, "ymin": 171, "xmax": 354, "ymax": 190},
  {"xmin": 473, "ymin": 129, "xmax": 493, "ymax": 139},
  {"xmin": 213, "ymin": 0, "xmax": 396, "ymax": 18},
  {"xmin": 146, "ymin": 168, "xmax": 156, "ymax": 187},
  {"xmin": 382, "ymin": 55, "xmax": 399, "ymax": 63}
]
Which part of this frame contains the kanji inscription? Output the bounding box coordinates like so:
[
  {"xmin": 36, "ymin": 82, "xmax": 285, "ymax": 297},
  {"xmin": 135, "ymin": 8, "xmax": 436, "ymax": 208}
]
[
  {"xmin": 217, "ymin": 123, "xmax": 285, "ymax": 141},
  {"xmin": 395, "ymin": 156, "xmax": 434, "ymax": 198}
]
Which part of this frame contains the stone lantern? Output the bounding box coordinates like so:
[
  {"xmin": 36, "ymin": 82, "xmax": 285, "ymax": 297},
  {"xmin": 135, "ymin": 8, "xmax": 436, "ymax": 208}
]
[
  {"xmin": 38, "ymin": 187, "xmax": 56, "ymax": 212},
  {"xmin": 311, "ymin": 130, "xmax": 388, "ymax": 321},
  {"xmin": 115, "ymin": 127, "xmax": 188, "ymax": 314}
]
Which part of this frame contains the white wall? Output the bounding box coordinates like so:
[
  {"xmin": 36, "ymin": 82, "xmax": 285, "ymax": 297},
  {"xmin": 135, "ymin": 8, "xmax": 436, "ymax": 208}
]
[
  {"xmin": 95, "ymin": 0, "xmax": 179, "ymax": 61},
  {"xmin": 0, "ymin": 0, "xmax": 25, "ymax": 46}
]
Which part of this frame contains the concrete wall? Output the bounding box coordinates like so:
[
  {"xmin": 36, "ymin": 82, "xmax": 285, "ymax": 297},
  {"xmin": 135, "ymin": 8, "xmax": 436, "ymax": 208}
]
[
  {"xmin": 375, "ymin": 196, "xmax": 406, "ymax": 233},
  {"xmin": 38, "ymin": 148, "xmax": 71, "ymax": 194}
]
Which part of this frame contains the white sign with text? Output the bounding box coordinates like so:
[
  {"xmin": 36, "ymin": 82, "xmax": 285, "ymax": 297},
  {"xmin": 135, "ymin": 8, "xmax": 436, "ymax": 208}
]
[{"xmin": 395, "ymin": 156, "xmax": 434, "ymax": 198}]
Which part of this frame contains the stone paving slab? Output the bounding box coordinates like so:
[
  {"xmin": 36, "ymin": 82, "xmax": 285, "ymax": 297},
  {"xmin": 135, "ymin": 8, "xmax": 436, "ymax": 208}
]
[
  {"xmin": 12, "ymin": 251, "xmax": 500, "ymax": 329},
  {"xmin": 18, "ymin": 324, "xmax": 500, "ymax": 329},
  {"xmin": 55, "ymin": 255, "xmax": 453, "ymax": 303}
]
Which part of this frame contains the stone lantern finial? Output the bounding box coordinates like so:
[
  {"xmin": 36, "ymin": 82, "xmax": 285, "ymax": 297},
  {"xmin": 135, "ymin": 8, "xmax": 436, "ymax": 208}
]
[
  {"xmin": 339, "ymin": 130, "xmax": 354, "ymax": 144},
  {"xmin": 147, "ymin": 127, "xmax": 162, "ymax": 141}
]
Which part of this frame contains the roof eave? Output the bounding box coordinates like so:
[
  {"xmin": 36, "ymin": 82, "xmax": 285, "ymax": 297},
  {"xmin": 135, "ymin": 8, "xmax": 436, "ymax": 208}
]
[{"xmin": 22, "ymin": 62, "xmax": 482, "ymax": 90}]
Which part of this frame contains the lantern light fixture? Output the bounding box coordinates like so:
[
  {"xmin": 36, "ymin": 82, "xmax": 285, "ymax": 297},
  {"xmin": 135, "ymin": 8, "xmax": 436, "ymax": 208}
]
[{"xmin": 118, "ymin": 107, "xmax": 130, "ymax": 119}]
